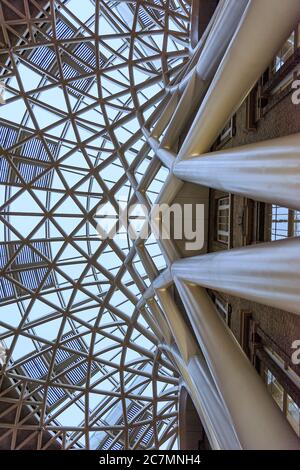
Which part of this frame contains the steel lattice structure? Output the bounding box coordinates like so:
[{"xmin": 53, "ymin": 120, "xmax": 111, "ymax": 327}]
[{"xmin": 0, "ymin": 0, "xmax": 191, "ymax": 450}]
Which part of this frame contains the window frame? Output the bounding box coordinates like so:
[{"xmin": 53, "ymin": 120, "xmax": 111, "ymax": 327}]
[{"xmin": 216, "ymin": 195, "xmax": 231, "ymax": 247}]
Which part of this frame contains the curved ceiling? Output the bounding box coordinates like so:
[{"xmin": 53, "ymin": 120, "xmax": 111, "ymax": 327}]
[{"xmin": 0, "ymin": 0, "xmax": 191, "ymax": 449}]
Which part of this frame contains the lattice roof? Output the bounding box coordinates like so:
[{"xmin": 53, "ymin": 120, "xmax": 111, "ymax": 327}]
[{"xmin": 0, "ymin": 0, "xmax": 191, "ymax": 450}]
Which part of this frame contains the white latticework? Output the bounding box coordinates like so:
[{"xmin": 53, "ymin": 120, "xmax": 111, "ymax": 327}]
[{"xmin": 0, "ymin": 0, "xmax": 191, "ymax": 450}]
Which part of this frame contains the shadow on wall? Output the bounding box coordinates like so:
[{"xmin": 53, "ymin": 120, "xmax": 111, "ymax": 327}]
[{"xmin": 179, "ymin": 385, "xmax": 212, "ymax": 450}]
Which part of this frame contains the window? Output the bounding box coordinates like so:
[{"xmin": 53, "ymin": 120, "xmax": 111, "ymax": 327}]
[
  {"xmin": 246, "ymin": 324, "xmax": 300, "ymax": 439},
  {"xmin": 216, "ymin": 196, "xmax": 230, "ymax": 246},
  {"xmin": 251, "ymin": 201, "xmax": 266, "ymax": 243},
  {"xmin": 214, "ymin": 295, "xmax": 231, "ymax": 326},
  {"xmin": 271, "ymin": 205, "xmax": 289, "ymax": 240},
  {"xmin": 214, "ymin": 116, "xmax": 236, "ymax": 149},
  {"xmin": 245, "ymin": 70, "xmax": 270, "ymax": 128},
  {"xmin": 261, "ymin": 346, "xmax": 300, "ymax": 438},
  {"xmin": 287, "ymin": 395, "xmax": 300, "ymax": 436},
  {"xmin": 245, "ymin": 84, "xmax": 259, "ymax": 131},
  {"xmin": 239, "ymin": 311, "xmax": 253, "ymax": 359},
  {"xmin": 271, "ymin": 206, "xmax": 300, "ymax": 240},
  {"xmin": 273, "ymin": 32, "xmax": 295, "ymax": 74},
  {"xmin": 265, "ymin": 369, "xmax": 285, "ymax": 409},
  {"xmin": 265, "ymin": 369, "xmax": 300, "ymax": 437},
  {"xmin": 294, "ymin": 210, "xmax": 300, "ymax": 236},
  {"xmin": 246, "ymin": 24, "xmax": 300, "ymax": 126}
]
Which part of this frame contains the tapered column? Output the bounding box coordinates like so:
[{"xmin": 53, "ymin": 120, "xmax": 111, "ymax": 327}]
[
  {"xmin": 155, "ymin": 288, "xmax": 198, "ymax": 363},
  {"xmin": 173, "ymin": 237, "xmax": 300, "ymax": 316},
  {"xmin": 174, "ymin": 133, "xmax": 300, "ymax": 210},
  {"xmin": 165, "ymin": 346, "xmax": 241, "ymax": 450},
  {"xmin": 161, "ymin": 0, "xmax": 249, "ymax": 149},
  {"xmin": 177, "ymin": 0, "xmax": 300, "ymax": 159},
  {"xmin": 156, "ymin": 290, "xmax": 240, "ymax": 449},
  {"xmin": 172, "ymin": 280, "xmax": 300, "ymax": 450},
  {"xmin": 142, "ymin": 272, "xmax": 240, "ymax": 449}
]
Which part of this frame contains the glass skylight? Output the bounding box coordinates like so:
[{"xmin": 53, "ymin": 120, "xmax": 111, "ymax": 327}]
[{"xmin": 0, "ymin": 0, "xmax": 190, "ymax": 450}]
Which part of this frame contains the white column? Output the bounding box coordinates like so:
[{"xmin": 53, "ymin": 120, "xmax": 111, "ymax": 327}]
[
  {"xmin": 156, "ymin": 290, "xmax": 240, "ymax": 449},
  {"xmin": 161, "ymin": 0, "xmax": 249, "ymax": 150},
  {"xmin": 172, "ymin": 280, "xmax": 300, "ymax": 450},
  {"xmin": 174, "ymin": 133, "xmax": 300, "ymax": 210},
  {"xmin": 173, "ymin": 237, "xmax": 300, "ymax": 316},
  {"xmin": 163, "ymin": 345, "xmax": 241, "ymax": 450},
  {"xmin": 155, "ymin": 288, "xmax": 198, "ymax": 363},
  {"xmin": 177, "ymin": 0, "xmax": 300, "ymax": 159},
  {"xmin": 141, "ymin": 272, "xmax": 240, "ymax": 449}
]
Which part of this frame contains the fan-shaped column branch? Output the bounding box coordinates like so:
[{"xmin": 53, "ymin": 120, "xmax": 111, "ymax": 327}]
[
  {"xmin": 173, "ymin": 237, "xmax": 300, "ymax": 316},
  {"xmin": 171, "ymin": 279, "xmax": 300, "ymax": 450},
  {"xmin": 174, "ymin": 133, "xmax": 300, "ymax": 210},
  {"xmin": 177, "ymin": 0, "xmax": 300, "ymax": 159},
  {"xmin": 156, "ymin": 289, "xmax": 240, "ymax": 450}
]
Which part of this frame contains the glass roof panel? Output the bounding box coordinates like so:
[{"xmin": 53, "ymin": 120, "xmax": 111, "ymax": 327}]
[{"xmin": 0, "ymin": 0, "xmax": 190, "ymax": 450}]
